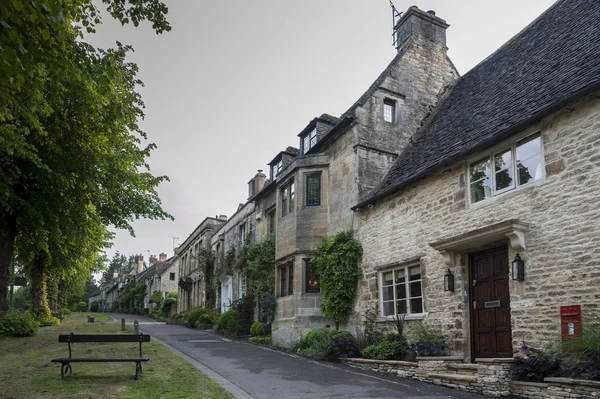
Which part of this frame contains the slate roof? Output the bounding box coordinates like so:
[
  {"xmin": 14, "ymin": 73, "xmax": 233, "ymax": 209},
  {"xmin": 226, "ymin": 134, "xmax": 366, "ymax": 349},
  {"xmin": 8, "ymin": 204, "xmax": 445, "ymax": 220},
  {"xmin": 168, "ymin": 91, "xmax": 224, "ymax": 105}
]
[
  {"xmin": 357, "ymin": 0, "xmax": 600, "ymax": 207},
  {"xmin": 156, "ymin": 255, "xmax": 177, "ymax": 276}
]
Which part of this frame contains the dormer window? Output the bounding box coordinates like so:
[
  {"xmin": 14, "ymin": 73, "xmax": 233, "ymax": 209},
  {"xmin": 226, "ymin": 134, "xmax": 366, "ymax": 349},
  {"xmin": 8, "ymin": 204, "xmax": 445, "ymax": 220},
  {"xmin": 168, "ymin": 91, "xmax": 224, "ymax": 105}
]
[
  {"xmin": 302, "ymin": 128, "xmax": 317, "ymax": 154},
  {"xmin": 383, "ymin": 98, "xmax": 395, "ymax": 123},
  {"xmin": 277, "ymin": 159, "xmax": 283, "ymax": 174}
]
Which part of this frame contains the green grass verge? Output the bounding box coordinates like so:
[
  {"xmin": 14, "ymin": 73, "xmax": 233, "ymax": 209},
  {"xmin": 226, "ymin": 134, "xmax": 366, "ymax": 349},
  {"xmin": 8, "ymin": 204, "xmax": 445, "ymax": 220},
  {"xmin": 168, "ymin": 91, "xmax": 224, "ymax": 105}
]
[{"xmin": 0, "ymin": 312, "xmax": 233, "ymax": 398}]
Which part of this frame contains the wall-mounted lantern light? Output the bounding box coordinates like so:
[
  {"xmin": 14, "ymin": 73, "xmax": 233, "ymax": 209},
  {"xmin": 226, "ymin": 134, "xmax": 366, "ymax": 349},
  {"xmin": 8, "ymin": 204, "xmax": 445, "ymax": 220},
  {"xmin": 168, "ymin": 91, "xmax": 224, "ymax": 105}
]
[
  {"xmin": 444, "ymin": 268, "xmax": 455, "ymax": 292},
  {"xmin": 512, "ymin": 253, "xmax": 525, "ymax": 281}
]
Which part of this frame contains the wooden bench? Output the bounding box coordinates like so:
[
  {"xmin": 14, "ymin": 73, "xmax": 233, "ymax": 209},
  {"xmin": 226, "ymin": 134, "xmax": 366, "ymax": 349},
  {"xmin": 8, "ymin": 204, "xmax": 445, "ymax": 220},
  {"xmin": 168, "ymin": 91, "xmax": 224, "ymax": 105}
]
[{"xmin": 51, "ymin": 332, "xmax": 151, "ymax": 379}]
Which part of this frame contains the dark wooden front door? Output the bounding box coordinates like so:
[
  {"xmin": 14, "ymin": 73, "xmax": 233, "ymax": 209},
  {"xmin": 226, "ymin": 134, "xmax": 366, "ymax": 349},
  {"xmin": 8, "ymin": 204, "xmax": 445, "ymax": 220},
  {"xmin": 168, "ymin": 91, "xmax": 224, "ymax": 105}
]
[{"xmin": 470, "ymin": 246, "xmax": 513, "ymax": 359}]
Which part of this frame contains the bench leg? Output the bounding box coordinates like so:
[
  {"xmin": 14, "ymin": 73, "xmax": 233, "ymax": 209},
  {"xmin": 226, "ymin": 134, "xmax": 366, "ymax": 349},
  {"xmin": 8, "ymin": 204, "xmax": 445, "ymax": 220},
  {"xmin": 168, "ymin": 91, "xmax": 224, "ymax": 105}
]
[
  {"xmin": 61, "ymin": 363, "xmax": 72, "ymax": 379},
  {"xmin": 135, "ymin": 362, "xmax": 142, "ymax": 380}
]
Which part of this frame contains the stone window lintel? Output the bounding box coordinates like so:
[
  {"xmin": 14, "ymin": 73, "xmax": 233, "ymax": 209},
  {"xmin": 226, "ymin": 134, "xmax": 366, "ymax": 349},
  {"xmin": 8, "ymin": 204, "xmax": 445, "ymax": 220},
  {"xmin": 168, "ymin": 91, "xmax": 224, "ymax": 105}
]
[{"xmin": 430, "ymin": 219, "xmax": 529, "ymax": 267}]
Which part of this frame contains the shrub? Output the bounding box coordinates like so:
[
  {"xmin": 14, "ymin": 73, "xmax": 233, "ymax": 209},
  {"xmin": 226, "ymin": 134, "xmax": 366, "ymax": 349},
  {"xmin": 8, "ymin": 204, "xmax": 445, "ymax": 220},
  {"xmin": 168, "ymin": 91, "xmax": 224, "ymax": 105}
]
[
  {"xmin": 361, "ymin": 335, "xmax": 408, "ymax": 360},
  {"xmin": 413, "ymin": 323, "xmax": 445, "ymax": 344},
  {"xmin": 410, "ymin": 323, "xmax": 448, "ymax": 357},
  {"xmin": 90, "ymin": 301, "xmax": 99, "ymax": 312},
  {"xmin": 78, "ymin": 301, "xmax": 87, "ymax": 312},
  {"xmin": 250, "ymin": 322, "xmax": 267, "ymax": 337},
  {"xmin": 58, "ymin": 308, "xmax": 71, "ymax": 316},
  {"xmin": 186, "ymin": 307, "xmax": 218, "ymax": 329},
  {"xmin": 249, "ymin": 336, "xmax": 272, "ymax": 345},
  {"xmin": 327, "ymin": 336, "xmax": 360, "ymax": 360},
  {"xmin": 216, "ymin": 309, "xmax": 247, "ymax": 336},
  {"xmin": 512, "ymin": 345, "xmax": 561, "ymax": 382},
  {"xmin": 297, "ymin": 329, "xmax": 358, "ymax": 360},
  {"xmin": 0, "ymin": 312, "xmax": 39, "ymax": 337}
]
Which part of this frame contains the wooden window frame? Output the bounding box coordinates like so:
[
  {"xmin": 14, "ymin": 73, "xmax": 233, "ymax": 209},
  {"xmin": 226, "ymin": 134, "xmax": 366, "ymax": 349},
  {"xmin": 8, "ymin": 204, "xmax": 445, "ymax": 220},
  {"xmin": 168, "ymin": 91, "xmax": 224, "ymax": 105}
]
[
  {"xmin": 468, "ymin": 133, "xmax": 544, "ymax": 205},
  {"xmin": 379, "ymin": 264, "xmax": 423, "ymax": 318}
]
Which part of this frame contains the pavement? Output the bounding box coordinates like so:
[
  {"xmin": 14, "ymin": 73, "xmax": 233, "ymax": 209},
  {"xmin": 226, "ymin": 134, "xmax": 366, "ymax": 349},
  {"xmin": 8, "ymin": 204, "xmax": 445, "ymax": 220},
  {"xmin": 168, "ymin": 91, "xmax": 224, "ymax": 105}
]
[{"xmin": 108, "ymin": 313, "xmax": 483, "ymax": 399}]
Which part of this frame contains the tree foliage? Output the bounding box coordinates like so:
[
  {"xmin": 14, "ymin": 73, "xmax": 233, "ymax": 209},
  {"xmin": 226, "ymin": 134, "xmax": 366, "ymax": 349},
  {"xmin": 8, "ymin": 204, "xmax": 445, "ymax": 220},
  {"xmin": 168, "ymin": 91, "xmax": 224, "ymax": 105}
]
[
  {"xmin": 236, "ymin": 233, "xmax": 275, "ymax": 305},
  {"xmin": 195, "ymin": 248, "xmax": 216, "ymax": 309},
  {"xmin": 313, "ymin": 231, "xmax": 363, "ymax": 329},
  {"xmin": 0, "ymin": 0, "xmax": 171, "ymax": 312}
]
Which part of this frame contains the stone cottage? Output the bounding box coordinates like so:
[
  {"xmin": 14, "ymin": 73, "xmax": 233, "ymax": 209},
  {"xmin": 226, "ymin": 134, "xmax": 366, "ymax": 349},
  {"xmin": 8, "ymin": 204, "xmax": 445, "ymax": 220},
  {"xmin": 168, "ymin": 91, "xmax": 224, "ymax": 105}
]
[
  {"xmin": 354, "ymin": 0, "xmax": 600, "ymax": 361},
  {"xmin": 177, "ymin": 216, "xmax": 226, "ymax": 313}
]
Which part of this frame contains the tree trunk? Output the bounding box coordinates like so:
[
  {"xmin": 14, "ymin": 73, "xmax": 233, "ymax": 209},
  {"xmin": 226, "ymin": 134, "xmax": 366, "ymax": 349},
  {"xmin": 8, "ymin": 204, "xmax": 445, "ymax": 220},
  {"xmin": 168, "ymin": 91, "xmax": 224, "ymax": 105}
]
[
  {"xmin": 30, "ymin": 253, "xmax": 48, "ymax": 313},
  {"xmin": 0, "ymin": 213, "xmax": 17, "ymax": 312}
]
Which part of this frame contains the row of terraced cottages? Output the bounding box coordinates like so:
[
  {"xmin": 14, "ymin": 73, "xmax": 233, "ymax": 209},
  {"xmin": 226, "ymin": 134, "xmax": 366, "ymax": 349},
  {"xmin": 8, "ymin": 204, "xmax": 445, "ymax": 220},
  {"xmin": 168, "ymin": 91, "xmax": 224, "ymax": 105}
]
[{"xmin": 176, "ymin": 1, "xmax": 600, "ymax": 362}]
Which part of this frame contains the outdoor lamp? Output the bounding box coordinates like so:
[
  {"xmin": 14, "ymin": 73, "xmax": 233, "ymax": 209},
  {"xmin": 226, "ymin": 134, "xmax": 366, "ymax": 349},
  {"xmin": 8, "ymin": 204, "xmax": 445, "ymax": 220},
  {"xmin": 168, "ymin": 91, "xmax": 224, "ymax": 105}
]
[
  {"xmin": 512, "ymin": 253, "xmax": 525, "ymax": 281},
  {"xmin": 444, "ymin": 269, "xmax": 455, "ymax": 292}
]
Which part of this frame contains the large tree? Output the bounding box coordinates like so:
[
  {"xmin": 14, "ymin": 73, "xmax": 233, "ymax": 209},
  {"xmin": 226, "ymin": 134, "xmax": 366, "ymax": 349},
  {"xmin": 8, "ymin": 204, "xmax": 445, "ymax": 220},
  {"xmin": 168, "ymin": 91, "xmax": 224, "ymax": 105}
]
[{"xmin": 0, "ymin": 0, "xmax": 172, "ymax": 312}]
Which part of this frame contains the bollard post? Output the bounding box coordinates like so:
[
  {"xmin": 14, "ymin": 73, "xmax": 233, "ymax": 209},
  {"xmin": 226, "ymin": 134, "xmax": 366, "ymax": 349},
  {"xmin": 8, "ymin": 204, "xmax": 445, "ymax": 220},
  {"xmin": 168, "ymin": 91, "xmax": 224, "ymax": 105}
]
[
  {"xmin": 121, "ymin": 318, "xmax": 126, "ymax": 331},
  {"xmin": 134, "ymin": 320, "xmax": 139, "ymax": 334}
]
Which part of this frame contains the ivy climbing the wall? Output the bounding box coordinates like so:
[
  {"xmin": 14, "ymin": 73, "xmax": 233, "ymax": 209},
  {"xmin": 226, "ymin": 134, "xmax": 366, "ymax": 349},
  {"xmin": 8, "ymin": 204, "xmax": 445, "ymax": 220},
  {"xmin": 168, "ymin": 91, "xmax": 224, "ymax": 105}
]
[{"xmin": 313, "ymin": 230, "xmax": 363, "ymax": 330}]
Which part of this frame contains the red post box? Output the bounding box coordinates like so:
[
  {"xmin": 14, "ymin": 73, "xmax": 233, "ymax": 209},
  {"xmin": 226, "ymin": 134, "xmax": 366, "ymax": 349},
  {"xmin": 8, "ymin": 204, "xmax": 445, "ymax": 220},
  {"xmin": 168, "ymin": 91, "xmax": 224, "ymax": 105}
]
[{"xmin": 560, "ymin": 305, "xmax": 582, "ymax": 342}]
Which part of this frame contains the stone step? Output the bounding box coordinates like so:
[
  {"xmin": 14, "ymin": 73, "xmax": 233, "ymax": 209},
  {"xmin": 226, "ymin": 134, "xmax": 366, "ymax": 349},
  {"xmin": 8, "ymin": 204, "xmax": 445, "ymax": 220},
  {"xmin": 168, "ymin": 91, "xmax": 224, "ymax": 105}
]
[
  {"xmin": 446, "ymin": 363, "xmax": 485, "ymax": 371},
  {"xmin": 428, "ymin": 372, "xmax": 478, "ymax": 383}
]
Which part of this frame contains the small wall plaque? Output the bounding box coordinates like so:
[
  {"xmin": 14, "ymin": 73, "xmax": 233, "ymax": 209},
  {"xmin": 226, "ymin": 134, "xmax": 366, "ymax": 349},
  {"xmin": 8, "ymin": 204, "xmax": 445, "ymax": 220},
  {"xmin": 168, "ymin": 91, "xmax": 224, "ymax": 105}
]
[{"xmin": 484, "ymin": 300, "xmax": 501, "ymax": 308}]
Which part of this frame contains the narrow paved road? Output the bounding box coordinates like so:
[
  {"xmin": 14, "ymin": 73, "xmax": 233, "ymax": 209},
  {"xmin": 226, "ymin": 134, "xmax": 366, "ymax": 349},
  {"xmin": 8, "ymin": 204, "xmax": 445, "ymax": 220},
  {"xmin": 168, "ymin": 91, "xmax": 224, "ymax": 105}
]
[{"xmin": 109, "ymin": 313, "xmax": 482, "ymax": 399}]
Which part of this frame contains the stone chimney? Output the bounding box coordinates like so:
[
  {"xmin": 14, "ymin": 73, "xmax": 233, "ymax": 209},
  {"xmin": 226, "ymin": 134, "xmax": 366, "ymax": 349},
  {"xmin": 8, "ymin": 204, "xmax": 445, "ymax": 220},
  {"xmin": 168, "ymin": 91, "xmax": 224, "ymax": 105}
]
[
  {"xmin": 159, "ymin": 253, "xmax": 167, "ymax": 262},
  {"xmin": 218, "ymin": 215, "xmax": 228, "ymax": 221},
  {"xmin": 394, "ymin": 6, "xmax": 449, "ymax": 49},
  {"xmin": 138, "ymin": 255, "xmax": 145, "ymax": 273},
  {"xmin": 248, "ymin": 170, "xmax": 267, "ymax": 199},
  {"xmin": 255, "ymin": 170, "xmax": 266, "ymax": 192}
]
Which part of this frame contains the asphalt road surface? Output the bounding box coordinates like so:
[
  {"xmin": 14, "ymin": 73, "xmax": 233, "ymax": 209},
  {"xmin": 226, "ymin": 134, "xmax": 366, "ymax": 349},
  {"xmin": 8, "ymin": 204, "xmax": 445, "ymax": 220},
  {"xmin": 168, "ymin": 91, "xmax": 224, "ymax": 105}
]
[{"xmin": 108, "ymin": 313, "xmax": 483, "ymax": 399}]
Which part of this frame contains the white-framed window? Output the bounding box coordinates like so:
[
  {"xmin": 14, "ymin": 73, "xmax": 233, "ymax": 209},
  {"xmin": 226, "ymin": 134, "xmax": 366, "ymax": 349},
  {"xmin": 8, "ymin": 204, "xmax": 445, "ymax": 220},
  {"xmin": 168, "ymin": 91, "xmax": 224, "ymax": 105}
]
[
  {"xmin": 302, "ymin": 128, "xmax": 317, "ymax": 154},
  {"xmin": 379, "ymin": 264, "xmax": 423, "ymax": 317},
  {"xmin": 277, "ymin": 159, "xmax": 283, "ymax": 174},
  {"xmin": 238, "ymin": 272, "xmax": 246, "ymax": 299},
  {"xmin": 469, "ymin": 133, "xmax": 543, "ymax": 204},
  {"xmin": 383, "ymin": 98, "xmax": 395, "ymax": 123}
]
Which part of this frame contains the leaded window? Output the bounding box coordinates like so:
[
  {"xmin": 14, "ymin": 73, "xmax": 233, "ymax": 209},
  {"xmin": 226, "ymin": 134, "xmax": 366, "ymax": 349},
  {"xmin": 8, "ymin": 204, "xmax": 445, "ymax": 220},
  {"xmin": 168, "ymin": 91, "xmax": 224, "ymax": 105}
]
[{"xmin": 306, "ymin": 173, "xmax": 321, "ymax": 206}]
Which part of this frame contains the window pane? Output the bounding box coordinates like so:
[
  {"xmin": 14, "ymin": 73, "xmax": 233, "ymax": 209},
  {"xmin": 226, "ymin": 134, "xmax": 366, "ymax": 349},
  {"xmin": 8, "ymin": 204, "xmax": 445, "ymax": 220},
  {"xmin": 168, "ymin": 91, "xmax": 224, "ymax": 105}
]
[
  {"xmin": 306, "ymin": 174, "xmax": 321, "ymax": 206},
  {"xmin": 394, "ymin": 270, "xmax": 405, "ymax": 284},
  {"xmin": 518, "ymin": 155, "xmax": 542, "ymax": 185},
  {"xmin": 517, "ymin": 135, "xmax": 541, "ymax": 162},
  {"xmin": 382, "ymin": 286, "xmax": 394, "ymax": 301},
  {"xmin": 305, "ymin": 261, "xmax": 320, "ymax": 293},
  {"xmin": 288, "ymin": 265, "xmax": 294, "ymax": 295},
  {"xmin": 289, "ymin": 183, "xmax": 295, "ymax": 212},
  {"xmin": 383, "ymin": 301, "xmax": 394, "ymax": 316},
  {"xmin": 303, "ymin": 135, "xmax": 310, "ymax": 153},
  {"xmin": 410, "ymin": 298, "xmax": 423, "ymax": 313},
  {"xmin": 409, "ymin": 281, "xmax": 422, "ymax": 297},
  {"xmin": 408, "ymin": 266, "xmax": 421, "ymax": 281},
  {"xmin": 494, "ymin": 149, "xmax": 514, "ymax": 191},
  {"xmin": 396, "ymin": 300, "xmax": 407, "ymax": 315},
  {"xmin": 383, "ymin": 272, "xmax": 393, "ymax": 286},
  {"xmin": 470, "ymin": 157, "xmax": 492, "ymax": 203},
  {"xmin": 395, "ymin": 283, "xmax": 406, "ymax": 299}
]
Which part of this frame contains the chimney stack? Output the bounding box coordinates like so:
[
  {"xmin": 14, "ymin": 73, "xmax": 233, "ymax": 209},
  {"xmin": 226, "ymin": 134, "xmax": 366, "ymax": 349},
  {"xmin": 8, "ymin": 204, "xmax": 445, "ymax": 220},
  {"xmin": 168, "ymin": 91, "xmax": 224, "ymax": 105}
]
[
  {"xmin": 394, "ymin": 6, "xmax": 449, "ymax": 49},
  {"xmin": 159, "ymin": 253, "xmax": 167, "ymax": 262},
  {"xmin": 150, "ymin": 255, "xmax": 157, "ymax": 265}
]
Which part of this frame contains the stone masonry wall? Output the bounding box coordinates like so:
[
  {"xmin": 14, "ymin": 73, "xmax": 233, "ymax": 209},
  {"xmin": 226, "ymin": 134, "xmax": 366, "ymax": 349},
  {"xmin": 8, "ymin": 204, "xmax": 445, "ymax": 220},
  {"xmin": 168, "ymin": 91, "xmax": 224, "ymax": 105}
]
[{"xmin": 356, "ymin": 94, "xmax": 600, "ymax": 355}]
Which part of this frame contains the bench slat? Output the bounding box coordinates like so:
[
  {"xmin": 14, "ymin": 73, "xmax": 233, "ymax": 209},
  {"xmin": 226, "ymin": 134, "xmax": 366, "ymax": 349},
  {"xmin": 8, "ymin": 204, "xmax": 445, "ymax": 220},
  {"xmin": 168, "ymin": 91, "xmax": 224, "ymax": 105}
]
[
  {"xmin": 51, "ymin": 358, "xmax": 150, "ymax": 363},
  {"xmin": 58, "ymin": 334, "xmax": 151, "ymax": 343}
]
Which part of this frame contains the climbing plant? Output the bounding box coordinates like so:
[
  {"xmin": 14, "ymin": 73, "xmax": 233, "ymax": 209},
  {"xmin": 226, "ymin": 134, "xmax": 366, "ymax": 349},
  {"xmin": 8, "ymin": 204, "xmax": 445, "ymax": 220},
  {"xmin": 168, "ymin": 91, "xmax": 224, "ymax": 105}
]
[
  {"xmin": 196, "ymin": 249, "xmax": 216, "ymax": 309},
  {"xmin": 313, "ymin": 231, "xmax": 363, "ymax": 330},
  {"xmin": 236, "ymin": 233, "xmax": 275, "ymax": 306}
]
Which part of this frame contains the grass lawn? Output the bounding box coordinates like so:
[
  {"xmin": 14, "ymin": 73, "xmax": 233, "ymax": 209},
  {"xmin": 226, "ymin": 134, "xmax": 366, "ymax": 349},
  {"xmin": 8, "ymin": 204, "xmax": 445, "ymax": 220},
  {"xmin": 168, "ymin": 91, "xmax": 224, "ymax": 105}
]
[{"xmin": 0, "ymin": 312, "xmax": 233, "ymax": 399}]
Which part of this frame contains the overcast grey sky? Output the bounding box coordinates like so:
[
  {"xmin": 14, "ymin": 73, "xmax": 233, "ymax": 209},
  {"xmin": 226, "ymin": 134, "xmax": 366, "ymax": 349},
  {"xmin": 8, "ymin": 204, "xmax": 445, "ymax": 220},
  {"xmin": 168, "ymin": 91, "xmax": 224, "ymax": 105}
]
[{"xmin": 88, "ymin": 0, "xmax": 556, "ymax": 262}]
